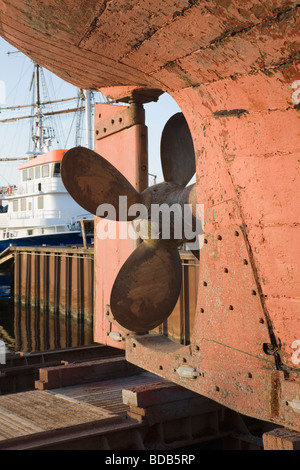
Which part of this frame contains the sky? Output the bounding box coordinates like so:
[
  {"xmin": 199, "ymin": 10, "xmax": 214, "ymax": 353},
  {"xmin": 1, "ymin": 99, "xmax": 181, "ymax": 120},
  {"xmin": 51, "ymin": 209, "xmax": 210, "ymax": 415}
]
[{"xmin": 0, "ymin": 37, "xmax": 181, "ymax": 187}]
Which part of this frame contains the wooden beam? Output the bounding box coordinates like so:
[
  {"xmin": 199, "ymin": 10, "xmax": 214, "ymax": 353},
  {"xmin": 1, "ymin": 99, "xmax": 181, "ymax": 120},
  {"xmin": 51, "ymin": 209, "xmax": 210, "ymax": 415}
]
[{"xmin": 263, "ymin": 428, "xmax": 300, "ymax": 450}]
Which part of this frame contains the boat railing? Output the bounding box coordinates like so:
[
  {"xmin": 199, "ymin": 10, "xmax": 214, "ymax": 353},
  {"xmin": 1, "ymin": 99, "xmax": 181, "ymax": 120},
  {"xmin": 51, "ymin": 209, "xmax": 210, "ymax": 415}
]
[{"xmin": 8, "ymin": 209, "xmax": 74, "ymax": 221}]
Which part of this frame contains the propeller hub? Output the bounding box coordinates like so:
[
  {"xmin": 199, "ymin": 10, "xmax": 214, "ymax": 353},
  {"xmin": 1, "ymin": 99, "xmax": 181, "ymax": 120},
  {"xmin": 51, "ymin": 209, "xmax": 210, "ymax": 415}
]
[{"xmin": 130, "ymin": 182, "xmax": 197, "ymax": 243}]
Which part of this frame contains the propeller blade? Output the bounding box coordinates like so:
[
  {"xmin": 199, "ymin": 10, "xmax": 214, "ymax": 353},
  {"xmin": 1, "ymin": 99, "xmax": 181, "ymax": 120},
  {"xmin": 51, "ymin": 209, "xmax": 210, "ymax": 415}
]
[
  {"xmin": 110, "ymin": 240, "xmax": 182, "ymax": 333},
  {"xmin": 190, "ymin": 249, "xmax": 200, "ymax": 260},
  {"xmin": 61, "ymin": 147, "xmax": 142, "ymax": 220},
  {"xmin": 161, "ymin": 112, "xmax": 196, "ymax": 187}
]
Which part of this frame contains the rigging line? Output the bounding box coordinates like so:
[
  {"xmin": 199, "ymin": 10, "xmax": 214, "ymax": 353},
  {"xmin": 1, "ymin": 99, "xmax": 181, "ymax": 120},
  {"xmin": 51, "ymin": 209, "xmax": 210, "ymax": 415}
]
[
  {"xmin": 0, "ymin": 97, "xmax": 78, "ymax": 111},
  {"xmin": 4, "ymin": 61, "xmax": 34, "ymax": 161},
  {"xmin": 0, "ymin": 171, "xmax": 14, "ymax": 186},
  {"xmin": 53, "ymin": 79, "xmax": 87, "ymax": 148},
  {"xmin": 45, "ymin": 69, "xmax": 66, "ymax": 147},
  {"xmin": 4, "ymin": 57, "xmax": 29, "ymax": 172},
  {"xmin": 64, "ymin": 108, "xmax": 77, "ymax": 148},
  {"xmin": 0, "ymin": 158, "xmax": 26, "ymax": 162},
  {"xmin": 0, "ymin": 107, "xmax": 86, "ymax": 123},
  {"xmin": 46, "ymin": 70, "xmax": 60, "ymax": 145},
  {"xmin": 6, "ymin": 60, "xmax": 33, "ymax": 103},
  {"xmin": 39, "ymin": 67, "xmax": 58, "ymax": 147},
  {"xmin": 15, "ymin": 80, "xmax": 32, "ymax": 158}
]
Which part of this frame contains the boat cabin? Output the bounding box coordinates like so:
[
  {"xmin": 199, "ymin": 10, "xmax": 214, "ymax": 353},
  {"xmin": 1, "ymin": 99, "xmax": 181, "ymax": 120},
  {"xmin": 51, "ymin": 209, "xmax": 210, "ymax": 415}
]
[{"xmin": 0, "ymin": 149, "xmax": 92, "ymax": 248}]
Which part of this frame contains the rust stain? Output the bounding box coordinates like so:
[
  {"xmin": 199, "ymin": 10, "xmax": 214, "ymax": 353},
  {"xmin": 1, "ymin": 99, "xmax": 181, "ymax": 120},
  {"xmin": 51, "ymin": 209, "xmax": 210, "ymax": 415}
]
[{"xmin": 270, "ymin": 372, "xmax": 282, "ymax": 418}]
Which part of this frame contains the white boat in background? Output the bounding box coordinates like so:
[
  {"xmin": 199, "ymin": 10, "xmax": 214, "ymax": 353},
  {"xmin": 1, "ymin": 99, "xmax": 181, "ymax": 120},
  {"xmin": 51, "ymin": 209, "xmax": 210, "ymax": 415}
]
[
  {"xmin": 0, "ymin": 148, "xmax": 93, "ymax": 253},
  {"xmin": 0, "ymin": 63, "xmax": 96, "ymax": 253}
]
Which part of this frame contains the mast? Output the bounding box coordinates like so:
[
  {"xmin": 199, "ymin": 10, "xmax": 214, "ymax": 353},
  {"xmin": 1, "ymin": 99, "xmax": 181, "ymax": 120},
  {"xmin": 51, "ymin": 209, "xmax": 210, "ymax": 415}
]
[
  {"xmin": 34, "ymin": 63, "xmax": 44, "ymax": 154},
  {"xmin": 0, "ymin": 61, "xmax": 97, "ymax": 161},
  {"xmin": 84, "ymin": 90, "xmax": 93, "ymax": 150}
]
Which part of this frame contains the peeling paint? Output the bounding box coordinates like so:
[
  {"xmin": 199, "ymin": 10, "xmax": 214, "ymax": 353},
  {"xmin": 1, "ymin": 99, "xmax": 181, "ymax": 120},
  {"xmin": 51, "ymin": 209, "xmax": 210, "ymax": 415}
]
[{"xmin": 213, "ymin": 108, "xmax": 249, "ymax": 118}]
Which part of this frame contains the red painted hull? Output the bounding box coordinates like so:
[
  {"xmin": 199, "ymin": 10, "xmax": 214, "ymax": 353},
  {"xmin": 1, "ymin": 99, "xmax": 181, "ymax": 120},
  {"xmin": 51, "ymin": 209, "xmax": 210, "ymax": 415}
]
[{"xmin": 0, "ymin": 0, "xmax": 299, "ymax": 433}]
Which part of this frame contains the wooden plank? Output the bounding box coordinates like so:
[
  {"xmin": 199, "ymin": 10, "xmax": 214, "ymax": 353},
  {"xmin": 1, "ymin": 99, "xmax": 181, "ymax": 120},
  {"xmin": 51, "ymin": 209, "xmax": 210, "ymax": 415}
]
[
  {"xmin": 0, "ymin": 252, "xmax": 14, "ymax": 266},
  {"xmin": 12, "ymin": 246, "xmax": 93, "ymax": 255},
  {"xmin": 0, "ymin": 390, "xmax": 120, "ymax": 443},
  {"xmin": 1, "ymin": 345, "xmax": 122, "ymax": 371},
  {"xmin": 36, "ymin": 357, "xmax": 141, "ymax": 390},
  {"xmin": 49, "ymin": 371, "xmax": 163, "ymax": 415},
  {"xmin": 1, "ymin": 348, "xmax": 122, "ymax": 398},
  {"xmin": 0, "ymin": 406, "xmax": 44, "ymax": 440}
]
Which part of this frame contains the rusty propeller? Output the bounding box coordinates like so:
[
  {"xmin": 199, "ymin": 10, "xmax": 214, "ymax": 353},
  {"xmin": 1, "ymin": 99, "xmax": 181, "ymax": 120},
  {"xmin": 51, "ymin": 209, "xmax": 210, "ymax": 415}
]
[
  {"xmin": 161, "ymin": 112, "xmax": 196, "ymax": 187},
  {"xmin": 61, "ymin": 146, "xmax": 142, "ymax": 221},
  {"xmin": 61, "ymin": 112, "xmax": 197, "ymax": 333},
  {"xmin": 110, "ymin": 240, "xmax": 183, "ymax": 332}
]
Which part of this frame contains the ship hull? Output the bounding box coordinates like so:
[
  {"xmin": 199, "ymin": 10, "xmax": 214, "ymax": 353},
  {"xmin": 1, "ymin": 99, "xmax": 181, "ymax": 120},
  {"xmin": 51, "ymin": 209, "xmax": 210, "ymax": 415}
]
[
  {"xmin": 0, "ymin": 1, "xmax": 298, "ymax": 96},
  {"xmin": 0, "ymin": 231, "xmax": 93, "ymax": 254}
]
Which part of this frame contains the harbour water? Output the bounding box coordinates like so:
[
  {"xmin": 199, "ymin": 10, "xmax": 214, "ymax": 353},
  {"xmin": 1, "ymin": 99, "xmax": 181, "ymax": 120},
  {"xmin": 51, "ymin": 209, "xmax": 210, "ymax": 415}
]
[{"xmin": 0, "ymin": 274, "xmax": 93, "ymax": 355}]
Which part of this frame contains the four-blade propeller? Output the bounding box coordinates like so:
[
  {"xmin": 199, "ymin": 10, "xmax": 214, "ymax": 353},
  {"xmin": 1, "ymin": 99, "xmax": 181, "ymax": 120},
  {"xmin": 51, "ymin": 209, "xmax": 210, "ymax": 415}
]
[{"xmin": 61, "ymin": 112, "xmax": 197, "ymax": 333}]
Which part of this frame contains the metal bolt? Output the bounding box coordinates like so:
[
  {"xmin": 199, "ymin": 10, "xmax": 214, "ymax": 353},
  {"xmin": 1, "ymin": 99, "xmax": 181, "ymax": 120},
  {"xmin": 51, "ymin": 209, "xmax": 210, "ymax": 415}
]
[
  {"xmin": 263, "ymin": 343, "xmax": 278, "ymax": 355},
  {"xmin": 176, "ymin": 366, "xmax": 199, "ymax": 379}
]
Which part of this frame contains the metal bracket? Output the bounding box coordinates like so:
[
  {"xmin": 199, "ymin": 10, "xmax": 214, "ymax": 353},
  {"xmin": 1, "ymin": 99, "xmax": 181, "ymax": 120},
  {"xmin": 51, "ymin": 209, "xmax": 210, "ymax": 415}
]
[
  {"xmin": 105, "ymin": 304, "xmax": 129, "ymax": 341},
  {"xmin": 95, "ymin": 101, "xmax": 145, "ymax": 140}
]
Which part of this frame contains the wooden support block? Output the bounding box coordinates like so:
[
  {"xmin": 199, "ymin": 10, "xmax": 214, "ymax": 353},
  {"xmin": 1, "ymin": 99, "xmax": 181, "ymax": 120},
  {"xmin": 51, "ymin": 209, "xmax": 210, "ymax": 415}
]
[
  {"xmin": 35, "ymin": 357, "xmax": 140, "ymax": 390},
  {"xmin": 125, "ymin": 395, "xmax": 220, "ymax": 426},
  {"xmin": 263, "ymin": 428, "xmax": 300, "ymax": 450},
  {"xmin": 123, "ymin": 381, "xmax": 221, "ymax": 426},
  {"xmin": 146, "ymin": 396, "xmax": 220, "ymax": 426},
  {"xmin": 122, "ymin": 381, "xmax": 196, "ymax": 408}
]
